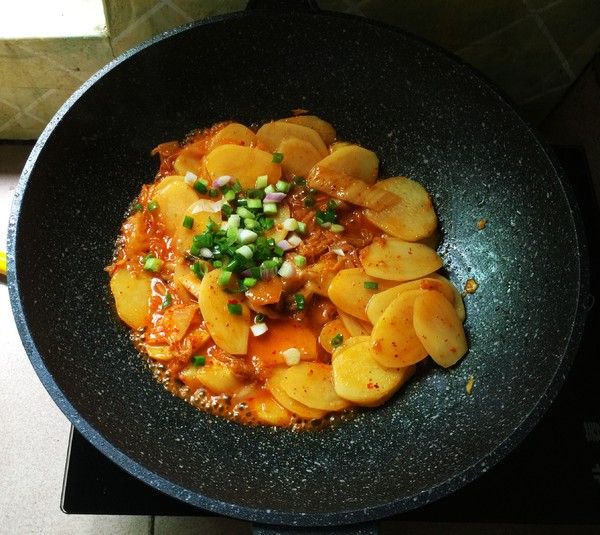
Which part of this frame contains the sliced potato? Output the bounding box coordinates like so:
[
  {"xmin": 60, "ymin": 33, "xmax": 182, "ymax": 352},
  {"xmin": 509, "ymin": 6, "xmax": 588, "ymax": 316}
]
[
  {"xmin": 359, "ymin": 237, "xmax": 442, "ymax": 281},
  {"xmin": 364, "ymin": 177, "xmax": 437, "ymax": 241},
  {"xmin": 366, "ymin": 277, "xmax": 454, "ymax": 325},
  {"xmin": 173, "ymin": 144, "xmax": 205, "ymax": 176},
  {"xmin": 263, "ymin": 201, "xmax": 290, "ymax": 244},
  {"xmin": 332, "ymin": 339, "xmax": 415, "ymax": 407},
  {"xmin": 319, "ymin": 318, "xmax": 351, "ymax": 354},
  {"xmin": 276, "ymin": 137, "xmax": 323, "ymax": 180},
  {"xmin": 144, "ymin": 344, "xmax": 172, "ymax": 361},
  {"xmin": 279, "ymin": 115, "xmax": 336, "ymax": 145},
  {"xmin": 315, "ymin": 144, "xmax": 379, "ymax": 184},
  {"xmin": 338, "ymin": 311, "xmax": 372, "ymax": 337},
  {"xmin": 370, "ymin": 290, "xmax": 428, "ymax": 368},
  {"xmin": 267, "ymin": 367, "xmax": 327, "ymax": 419},
  {"xmin": 204, "ymin": 144, "xmax": 281, "ymax": 190},
  {"xmin": 151, "ymin": 179, "xmax": 201, "ymax": 237},
  {"xmin": 198, "ymin": 268, "xmax": 250, "ymax": 355},
  {"xmin": 179, "ymin": 357, "xmax": 246, "ymax": 396},
  {"xmin": 210, "ymin": 122, "xmax": 256, "ymax": 149},
  {"xmin": 429, "ymin": 273, "xmax": 466, "ymax": 322},
  {"xmin": 256, "ymin": 121, "xmax": 328, "ymax": 157},
  {"xmin": 281, "ymin": 362, "xmax": 351, "ymax": 411},
  {"xmin": 110, "ymin": 265, "xmax": 153, "ymax": 329},
  {"xmin": 413, "ymin": 290, "xmax": 468, "ymax": 368},
  {"xmin": 330, "ymin": 335, "xmax": 369, "ymax": 361},
  {"xmin": 173, "ymin": 204, "xmax": 223, "ymax": 255},
  {"xmin": 328, "ymin": 267, "xmax": 398, "ymax": 321},
  {"xmin": 245, "ymin": 391, "xmax": 292, "ymax": 427}
]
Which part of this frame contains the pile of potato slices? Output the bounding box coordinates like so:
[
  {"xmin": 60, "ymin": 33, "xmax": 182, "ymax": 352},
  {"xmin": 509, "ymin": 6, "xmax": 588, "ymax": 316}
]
[{"xmin": 108, "ymin": 114, "xmax": 468, "ymax": 428}]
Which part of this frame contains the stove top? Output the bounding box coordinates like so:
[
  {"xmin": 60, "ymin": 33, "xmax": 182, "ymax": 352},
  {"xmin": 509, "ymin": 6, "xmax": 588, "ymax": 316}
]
[{"xmin": 61, "ymin": 146, "xmax": 600, "ymax": 524}]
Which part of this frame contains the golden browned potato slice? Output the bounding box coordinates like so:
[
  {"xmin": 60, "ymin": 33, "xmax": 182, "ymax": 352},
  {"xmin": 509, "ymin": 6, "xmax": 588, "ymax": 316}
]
[
  {"xmin": 210, "ymin": 122, "xmax": 256, "ymax": 149},
  {"xmin": 370, "ymin": 289, "xmax": 428, "ymax": 368},
  {"xmin": 328, "ymin": 267, "xmax": 398, "ymax": 321},
  {"xmin": 257, "ymin": 121, "xmax": 328, "ymax": 157},
  {"xmin": 151, "ymin": 178, "xmax": 201, "ymax": 237},
  {"xmin": 330, "ymin": 335, "xmax": 369, "ymax": 361},
  {"xmin": 314, "ymin": 144, "xmax": 379, "ymax": 184},
  {"xmin": 359, "ymin": 237, "xmax": 442, "ymax": 281},
  {"xmin": 413, "ymin": 290, "xmax": 468, "ymax": 368},
  {"xmin": 276, "ymin": 137, "xmax": 323, "ymax": 179},
  {"xmin": 110, "ymin": 265, "xmax": 153, "ymax": 329},
  {"xmin": 364, "ymin": 177, "xmax": 437, "ymax": 241},
  {"xmin": 173, "ymin": 201, "xmax": 223, "ymax": 255},
  {"xmin": 428, "ymin": 273, "xmax": 466, "ymax": 322},
  {"xmin": 280, "ymin": 362, "xmax": 352, "ymax": 411},
  {"xmin": 204, "ymin": 144, "xmax": 281, "ymax": 189},
  {"xmin": 319, "ymin": 318, "xmax": 351, "ymax": 354},
  {"xmin": 198, "ymin": 269, "xmax": 250, "ymax": 355},
  {"xmin": 338, "ymin": 311, "xmax": 372, "ymax": 337},
  {"xmin": 179, "ymin": 357, "xmax": 246, "ymax": 396},
  {"xmin": 267, "ymin": 367, "xmax": 328, "ymax": 419},
  {"xmin": 365, "ymin": 277, "xmax": 455, "ymax": 325},
  {"xmin": 332, "ymin": 339, "xmax": 415, "ymax": 407},
  {"xmin": 173, "ymin": 146, "xmax": 204, "ymax": 176},
  {"xmin": 245, "ymin": 391, "xmax": 292, "ymax": 427},
  {"xmin": 279, "ymin": 115, "xmax": 336, "ymax": 145}
]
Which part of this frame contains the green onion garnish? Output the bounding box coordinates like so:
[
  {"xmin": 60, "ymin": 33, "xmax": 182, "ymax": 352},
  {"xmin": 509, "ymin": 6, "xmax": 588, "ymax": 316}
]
[
  {"xmin": 192, "ymin": 355, "xmax": 206, "ymax": 366},
  {"xmin": 331, "ymin": 333, "xmax": 344, "ymax": 348},
  {"xmin": 193, "ymin": 180, "xmax": 208, "ymax": 194},
  {"xmin": 147, "ymin": 201, "xmax": 158, "ymax": 212},
  {"xmin": 132, "ymin": 203, "xmax": 143, "ymax": 211},
  {"xmin": 364, "ymin": 281, "xmax": 379, "ymax": 290},
  {"xmin": 227, "ymin": 302, "xmax": 243, "ymax": 315},
  {"xmin": 183, "ymin": 215, "xmax": 194, "ymax": 229},
  {"xmin": 143, "ymin": 256, "xmax": 163, "ymax": 272},
  {"xmin": 254, "ymin": 313, "xmax": 265, "ymax": 323},
  {"xmin": 218, "ymin": 270, "xmax": 232, "ymax": 286},
  {"xmin": 293, "ymin": 255, "xmax": 307, "ymax": 268},
  {"xmin": 272, "ymin": 152, "xmax": 284, "ymax": 163},
  {"xmin": 161, "ymin": 292, "xmax": 172, "ymax": 309},
  {"xmin": 294, "ymin": 294, "xmax": 305, "ymax": 310}
]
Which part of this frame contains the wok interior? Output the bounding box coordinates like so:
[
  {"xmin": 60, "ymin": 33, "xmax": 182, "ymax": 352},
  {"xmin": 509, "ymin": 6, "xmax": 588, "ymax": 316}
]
[{"xmin": 11, "ymin": 11, "xmax": 585, "ymax": 525}]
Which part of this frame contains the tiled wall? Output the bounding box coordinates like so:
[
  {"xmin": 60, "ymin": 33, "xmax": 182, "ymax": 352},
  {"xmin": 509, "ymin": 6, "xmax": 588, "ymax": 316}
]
[{"xmin": 1, "ymin": 0, "xmax": 599, "ymax": 139}]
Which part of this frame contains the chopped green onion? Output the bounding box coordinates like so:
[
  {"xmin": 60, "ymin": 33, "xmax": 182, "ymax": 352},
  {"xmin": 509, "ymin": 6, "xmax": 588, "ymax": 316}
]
[
  {"xmin": 303, "ymin": 195, "xmax": 315, "ymax": 208},
  {"xmin": 264, "ymin": 184, "xmax": 276, "ymax": 194},
  {"xmin": 191, "ymin": 261, "xmax": 207, "ymax": 279},
  {"xmin": 293, "ymin": 176, "xmax": 306, "ymax": 185},
  {"xmin": 246, "ymin": 198, "xmax": 262, "ymax": 210},
  {"xmin": 147, "ymin": 200, "xmax": 158, "ymax": 212},
  {"xmin": 192, "ymin": 355, "xmax": 206, "ymax": 366},
  {"xmin": 283, "ymin": 218, "xmax": 298, "ymax": 231},
  {"xmin": 255, "ymin": 174, "xmax": 269, "ymax": 189},
  {"xmin": 224, "ymin": 189, "xmax": 236, "ymax": 202},
  {"xmin": 193, "ymin": 180, "xmax": 208, "ymax": 194},
  {"xmin": 330, "ymin": 223, "xmax": 345, "ymax": 233},
  {"xmin": 143, "ymin": 256, "xmax": 163, "ymax": 272},
  {"xmin": 364, "ymin": 281, "xmax": 379, "ymax": 290},
  {"xmin": 218, "ymin": 270, "xmax": 233, "ymax": 286},
  {"xmin": 272, "ymin": 152, "xmax": 284, "ymax": 163},
  {"xmin": 236, "ymin": 245, "xmax": 254, "ymax": 259},
  {"xmin": 275, "ymin": 179, "xmax": 291, "ymax": 193},
  {"xmin": 132, "ymin": 203, "xmax": 143, "ymax": 212},
  {"xmin": 209, "ymin": 188, "xmax": 219, "ymax": 197},
  {"xmin": 294, "ymin": 294, "xmax": 305, "ymax": 310},
  {"xmin": 182, "ymin": 215, "xmax": 194, "ymax": 229},
  {"xmin": 161, "ymin": 292, "xmax": 172, "ymax": 310},
  {"xmin": 227, "ymin": 302, "xmax": 243, "ymax": 315},
  {"xmin": 243, "ymin": 277, "xmax": 258, "ymax": 287},
  {"xmin": 261, "ymin": 217, "xmax": 274, "ymax": 230},
  {"xmin": 237, "ymin": 206, "xmax": 255, "ymax": 219},
  {"xmin": 331, "ymin": 333, "xmax": 344, "ymax": 348},
  {"xmin": 296, "ymin": 221, "xmax": 307, "ymax": 234},
  {"xmin": 263, "ymin": 202, "xmax": 278, "ymax": 215},
  {"xmin": 231, "ymin": 179, "xmax": 243, "ymax": 193},
  {"xmin": 254, "ymin": 313, "xmax": 265, "ymax": 323},
  {"xmin": 293, "ymin": 254, "xmax": 307, "ymax": 268}
]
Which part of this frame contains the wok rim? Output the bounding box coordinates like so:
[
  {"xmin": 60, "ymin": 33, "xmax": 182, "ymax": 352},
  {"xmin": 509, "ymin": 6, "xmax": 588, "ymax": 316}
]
[{"xmin": 7, "ymin": 7, "xmax": 591, "ymax": 528}]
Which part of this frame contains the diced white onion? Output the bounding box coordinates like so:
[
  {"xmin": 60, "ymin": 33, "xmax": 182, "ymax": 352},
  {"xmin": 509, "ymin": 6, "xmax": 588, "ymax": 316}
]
[
  {"xmin": 277, "ymin": 239, "xmax": 293, "ymax": 251},
  {"xmin": 237, "ymin": 229, "xmax": 258, "ymax": 244},
  {"xmin": 282, "ymin": 348, "xmax": 301, "ymax": 366},
  {"xmin": 190, "ymin": 198, "xmax": 226, "ymax": 214},
  {"xmin": 331, "ymin": 247, "xmax": 345, "ymax": 256},
  {"xmin": 286, "ymin": 233, "xmax": 302, "ymax": 247},
  {"xmin": 250, "ymin": 323, "xmax": 269, "ymax": 337},
  {"xmin": 213, "ymin": 175, "xmax": 233, "ymax": 187},
  {"xmin": 200, "ymin": 247, "xmax": 213, "ymax": 258},
  {"xmin": 184, "ymin": 171, "xmax": 198, "ymax": 186},
  {"xmin": 278, "ymin": 261, "xmax": 295, "ymax": 278}
]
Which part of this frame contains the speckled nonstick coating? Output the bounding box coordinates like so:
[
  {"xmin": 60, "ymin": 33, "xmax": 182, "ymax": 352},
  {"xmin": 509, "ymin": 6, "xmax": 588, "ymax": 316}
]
[{"xmin": 7, "ymin": 7, "xmax": 589, "ymax": 531}]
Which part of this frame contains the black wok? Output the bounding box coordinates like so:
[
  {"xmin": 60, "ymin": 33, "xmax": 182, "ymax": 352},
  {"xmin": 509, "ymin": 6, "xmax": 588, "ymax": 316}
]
[{"xmin": 7, "ymin": 3, "xmax": 589, "ymax": 531}]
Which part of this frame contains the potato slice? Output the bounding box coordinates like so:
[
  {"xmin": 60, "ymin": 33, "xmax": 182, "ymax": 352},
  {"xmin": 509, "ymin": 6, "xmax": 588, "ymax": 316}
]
[
  {"xmin": 370, "ymin": 290, "xmax": 428, "ymax": 368},
  {"xmin": 281, "ymin": 362, "xmax": 351, "ymax": 411},
  {"xmin": 173, "ymin": 144, "xmax": 205, "ymax": 176},
  {"xmin": 332, "ymin": 339, "xmax": 415, "ymax": 407},
  {"xmin": 204, "ymin": 144, "xmax": 281, "ymax": 190},
  {"xmin": 338, "ymin": 311, "xmax": 372, "ymax": 337},
  {"xmin": 279, "ymin": 115, "xmax": 336, "ymax": 145},
  {"xmin": 359, "ymin": 237, "xmax": 442, "ymax": 281},
  {"xmin": 276, "ymin": 137, "xmax": 322, "ymax": 180},
  {"xmin": 110, "ymin": 265, "xmax": 153, "ymax": 329},
  {"xmin": 366, "ymin": 277, "xmax": 454, "ymax": 325},
  {"xmin": 173, "ymin": 204, "xmax": 223, "ymax": 255},
  {"xmin": 179, "ymin": 357, "xmax": 246, "ymax": 396},
  {"xmin": 319, "ymin": 318, "xmax": 351, "ymax": 354},
  {"xmin": 257, "ymin": 121, "xmax": 328, "ymax": 157},
  {"xmin": 198, "ymin": 269, "xmax": 250, "ymax": 355},
  {"xmin": 263, "ymin": 201, "xmax": 290, "ymax": 244},
  {"xmin": 267, "ymin": 367, "xmax": 327, "ymax": 419},
  {"xmin": 330, "ymin": 335, "xmax": 369, "ymax": 361},
  {"xmin": 315, "ymin": 144, "xmax": 379, "ymax": 184},
  {"xmin": 328, "ymin": 267, "xmax": 398, "ymax": 321},
  {"xmin": 144, "ymin": 344, "xmax": 172, "ymax": 361},
  {"xmin": 210, "ymin": 122, "xmax": 256, "ymax": 149},
  {"xmin": 364, "ymin": 177, "xmax": 437, "ymax": 241},
  {"xmin": 245, "ymin": 391, "xmax": 292, "ymax": 427},
  {"xmin": 429, "ymin": 273, "xmax": 466, "ymax": 322},
  {"xmin": 413, "ymin": 290, "xmax": 468, "ymax": 368},
  {"xmin": 151, "ymin": 179, "xmax": 201, "ymax": 237}
]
